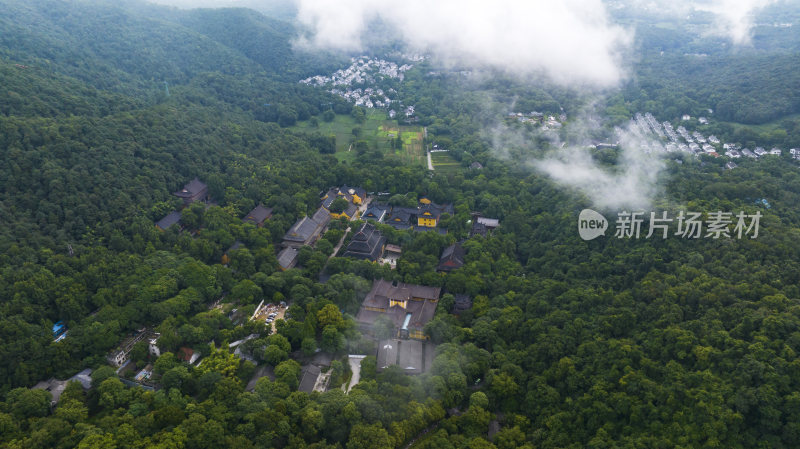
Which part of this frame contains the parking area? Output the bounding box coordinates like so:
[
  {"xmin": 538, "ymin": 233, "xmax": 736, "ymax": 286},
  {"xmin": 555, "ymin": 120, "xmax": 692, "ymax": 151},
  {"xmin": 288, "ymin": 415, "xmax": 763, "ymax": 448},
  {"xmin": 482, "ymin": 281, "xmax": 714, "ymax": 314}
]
[{"xmin": 252, "ymin": 301, "xmax": 288, "ymax": 333}]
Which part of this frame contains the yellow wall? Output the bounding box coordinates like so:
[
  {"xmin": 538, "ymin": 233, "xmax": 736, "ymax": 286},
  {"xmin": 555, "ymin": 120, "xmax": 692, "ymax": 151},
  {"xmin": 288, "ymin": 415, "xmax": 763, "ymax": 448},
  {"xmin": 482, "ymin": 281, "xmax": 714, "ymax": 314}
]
[
  {"xmin": 389, "ymin": 299, "xmax": 407, "ymax": 309},
  {"xmin": 419, "ymin": 198, "xmax": 431, "ymax": 205},
  {"xmin": 331, "ymin": 211, "xmax": 352, "ymax": 220},
  {"xmin": 418, "ymin": 217, "xmax": 437, "ymax": 227},
  {"xmin": 408, "ymin": 330, "xmax": 426, "ymax": 340}
]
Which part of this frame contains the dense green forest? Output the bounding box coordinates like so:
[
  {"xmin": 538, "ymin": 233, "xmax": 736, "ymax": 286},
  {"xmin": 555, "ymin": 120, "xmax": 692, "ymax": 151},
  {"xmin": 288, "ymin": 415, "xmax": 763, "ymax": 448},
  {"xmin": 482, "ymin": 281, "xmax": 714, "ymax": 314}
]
[{"xmin": 3, "ymin": 1, "xmax": 800, "ymax": 448}]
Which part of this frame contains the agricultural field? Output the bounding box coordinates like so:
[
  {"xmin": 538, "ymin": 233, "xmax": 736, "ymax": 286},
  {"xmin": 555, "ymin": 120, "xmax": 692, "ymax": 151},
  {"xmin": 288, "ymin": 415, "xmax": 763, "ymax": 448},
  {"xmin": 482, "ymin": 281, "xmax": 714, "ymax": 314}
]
[
  {"xmin": 430, "ymin": 150, "xmax": 461, "ymax": 174},
  {"xmin": 291, "ymin": 109, "xmax": 427, "ymax": 166}
]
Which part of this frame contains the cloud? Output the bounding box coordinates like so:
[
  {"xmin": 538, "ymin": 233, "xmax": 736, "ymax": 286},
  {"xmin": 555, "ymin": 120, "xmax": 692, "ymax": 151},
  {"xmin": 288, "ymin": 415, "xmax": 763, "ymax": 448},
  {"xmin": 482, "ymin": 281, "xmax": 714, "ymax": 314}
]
[
  {"xmin": 294, "ymin": 0, "xmax": 633, "ymax": 88},
  {"xmin": 531, "ymin": 125, "xmax": 665, "ymax": 211},
  {"xmin": 486, "ymin": 105, "xmax": 666, "ymax": 211},
  {"xmin": 694, "ymin": 0, "xmax": 777, "ymax": 45},
  {"xmin": 615, "ymin": 0, "xmax": 778, "ymax": 45}
]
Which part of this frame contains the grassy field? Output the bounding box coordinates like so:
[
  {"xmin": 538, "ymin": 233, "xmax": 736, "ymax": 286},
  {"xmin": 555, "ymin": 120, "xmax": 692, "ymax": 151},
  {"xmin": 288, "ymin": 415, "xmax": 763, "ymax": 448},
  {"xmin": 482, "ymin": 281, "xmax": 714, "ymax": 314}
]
[
  {"xmin": 290, "ymin": 109, "xmax": 426, "ymax": 166},
  {"xmin": 717, "ymin": 113, "xmax": 800, "ymax": 135},
  {"xmin": 430, "ymin": 151, "xmax": 461, "ymax": 174}
]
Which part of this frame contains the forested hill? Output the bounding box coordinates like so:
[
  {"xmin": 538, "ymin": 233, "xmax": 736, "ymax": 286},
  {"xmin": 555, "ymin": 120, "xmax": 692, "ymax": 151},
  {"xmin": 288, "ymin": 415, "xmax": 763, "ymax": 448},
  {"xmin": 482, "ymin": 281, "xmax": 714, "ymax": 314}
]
[
  {"xmin": 0, "ymin": 0, "xmax": 346, "ymax": 108},
  {"xmin": 5, "ymin": 1, "xmax": 800, "ymax": 449},
  {"xmin": 0, "ymin": 0, "xmax": 351, "ymax": 248}
]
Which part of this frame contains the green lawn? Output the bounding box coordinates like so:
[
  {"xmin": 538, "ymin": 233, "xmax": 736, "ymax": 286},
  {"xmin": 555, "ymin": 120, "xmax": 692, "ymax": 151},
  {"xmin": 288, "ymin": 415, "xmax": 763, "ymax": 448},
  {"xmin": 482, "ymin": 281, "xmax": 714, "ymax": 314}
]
[{"xmin": 290, "ymin": 109, "xmax": 426, "ymax": 166}]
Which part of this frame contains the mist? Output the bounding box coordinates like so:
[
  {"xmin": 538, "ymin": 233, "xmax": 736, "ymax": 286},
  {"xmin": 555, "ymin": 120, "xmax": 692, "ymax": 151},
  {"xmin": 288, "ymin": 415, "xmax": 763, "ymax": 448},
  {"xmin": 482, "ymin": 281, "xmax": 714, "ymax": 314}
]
[
  {"xmin": 533, "ymin": 127, "xmax": 666, "ymax": 211},
  {"xmin": 695, "ymin": 0, "xmax": 778, "ymax": 45},
  {"xmin": 487, "ymin": 105, "xmax": 666, "ymax": 211},
  {"xmin": 294, "ymin": 0, "xmax": 632, "ymax": 88},
  {"xmin": 615, "ymin": 0, "xmax": 778, "ymax": 45}
]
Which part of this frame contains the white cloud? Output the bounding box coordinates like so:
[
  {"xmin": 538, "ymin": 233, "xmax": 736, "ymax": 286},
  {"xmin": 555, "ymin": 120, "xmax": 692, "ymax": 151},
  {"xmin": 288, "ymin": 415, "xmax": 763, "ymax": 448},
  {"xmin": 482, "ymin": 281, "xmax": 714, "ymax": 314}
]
[
  {"xmin": 532, "ymin": 125, "xmax": 666, "ymax": 211},
  {"xmin": 487, "ymin": 106, "xmax": 666, "ymax": 211},
  {"xmin": 694, "ymin": 0, "xmax": 777, "ymax": 45},
  {"xmin": 294, "ymin": 0, "xmax": 633, "ymax": 88},
  {"xmin": 614, "ymin": 0, "xmax": 778, "ymax": 45}
]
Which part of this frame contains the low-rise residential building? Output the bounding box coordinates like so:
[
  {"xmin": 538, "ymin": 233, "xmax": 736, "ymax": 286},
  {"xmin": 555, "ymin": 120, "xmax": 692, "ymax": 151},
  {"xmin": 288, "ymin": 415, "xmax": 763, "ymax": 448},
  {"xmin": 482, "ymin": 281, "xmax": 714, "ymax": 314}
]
[
  {"xmin": 107, "ymin": 329, "xmax": 160, "ymax": 368},
  {"xmin": 32, "ymin": 368, "xmax": 92, "ymax": 406}
]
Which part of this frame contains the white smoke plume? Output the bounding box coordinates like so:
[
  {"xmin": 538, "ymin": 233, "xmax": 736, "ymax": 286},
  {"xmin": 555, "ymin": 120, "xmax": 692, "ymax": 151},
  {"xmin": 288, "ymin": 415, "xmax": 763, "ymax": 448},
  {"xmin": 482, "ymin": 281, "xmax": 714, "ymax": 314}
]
[{"xmin": 294, "ymin": 0, "xmax": 633, "ymax": 88}]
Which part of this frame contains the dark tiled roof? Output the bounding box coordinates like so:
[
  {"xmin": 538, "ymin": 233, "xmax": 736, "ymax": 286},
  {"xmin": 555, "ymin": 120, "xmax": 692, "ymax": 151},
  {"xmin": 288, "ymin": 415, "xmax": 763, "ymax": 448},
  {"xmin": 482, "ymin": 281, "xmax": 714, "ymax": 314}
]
[
  {"xmin": 438, "ymin": 243, "xmax": 465, "ymax": 272},
  {"xmin": 298, "ymin": 365, "xmax": 321, "ymax": 393},
  {"xmin": 388, "ymin": 209, "xmax": 412, "ymax": 224},
  {"xmin": 312, "ymin": 207, "xmax": 331, "ymax": 226},
  {"xmin": 173, "ymin": 178, "xmax": 207, "ymax": 198},
  {"xmin": 277, "ymin": 247, "xmax": 299, "ymax": 270},
  {"xmin": 357, "ymin": 279, "xmax": 440, "ymax": 332},
  {"xmin": 225, "ymin": 241, "xmax": 244, "ymax": 254},
  {"xmin": 283, "ymin": 216, "xmax": 319, "ymax": 243},
  {"xmin": 341, "ymin": 185, "xmax": 366, "ymax": 199},
  {"xmin": 243, "ymin": 205, "xmax": 272, "ymax": 225},
  {"xmin": 343, "ymin": 203, "xmax": 358, "ymax": 218},
  {"xmin": 283, "ymin": 208, "xmax": 330, "ymax": 246},
  {"xmin": 343, "ymin": 223, "xmax": 386, "ymax": 261},
  {"xmin": 321, "ymin": 189, "xmax": 339, "ymax": 209},
  {"xmin": 377, "ymin": 339, "xmax": 431, "ymax": 374},
  {"xmin": 363, "ymin": 205, "xmax": 388, "ymax": 221},
  {"xmin": 156, "ymin": 211, "xmax": 181, "ymax": 230},
  {"xmin": 452, "ymin": 294, "xmax": 472, "ymax": 313},
  {"xmin": 471, "ymin": 222, "xmax": 488, "ymax": 237}
]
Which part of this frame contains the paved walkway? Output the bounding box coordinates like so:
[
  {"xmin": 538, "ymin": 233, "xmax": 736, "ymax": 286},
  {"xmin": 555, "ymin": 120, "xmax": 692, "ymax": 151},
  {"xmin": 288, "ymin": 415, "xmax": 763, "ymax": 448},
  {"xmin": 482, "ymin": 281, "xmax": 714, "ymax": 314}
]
[
  {"xmin": 342, "ymin": 355, "xmax": 365, "ymax": 393},
  {"xmin": 329, "ymin": 226, "xmax": 351, "ymax": 260},
  {"xmin": 427, "ymin": 151, "xmax": 434, "ymax": 170}
]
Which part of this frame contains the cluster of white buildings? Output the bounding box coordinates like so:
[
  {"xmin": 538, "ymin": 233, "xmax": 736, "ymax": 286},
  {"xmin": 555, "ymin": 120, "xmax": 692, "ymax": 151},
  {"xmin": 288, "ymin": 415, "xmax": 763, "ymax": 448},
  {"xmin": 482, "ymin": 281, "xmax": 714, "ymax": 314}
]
[
  {"xmin": 507, "ymin": 111, "xmax": 566, "ymax": 130},
  {"xmin": 300, "ymin": 56, "xmax": 418, "ymax": 109},
  {"xmin": 630, "ymin": 112, "xmax": 798, "ymax": 169}
]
